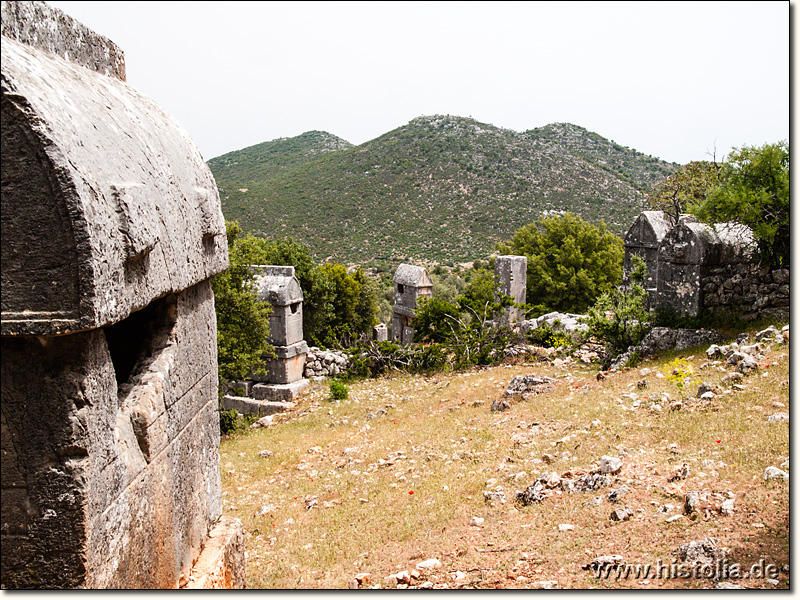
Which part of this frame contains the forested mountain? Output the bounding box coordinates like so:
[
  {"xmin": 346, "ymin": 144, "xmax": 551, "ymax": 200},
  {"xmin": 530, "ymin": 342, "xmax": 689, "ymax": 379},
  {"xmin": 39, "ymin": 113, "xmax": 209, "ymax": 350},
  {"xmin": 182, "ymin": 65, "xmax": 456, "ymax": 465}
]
[{"xmin": 208, "ymin": 116, "xmax": 680, "ymax": 265}]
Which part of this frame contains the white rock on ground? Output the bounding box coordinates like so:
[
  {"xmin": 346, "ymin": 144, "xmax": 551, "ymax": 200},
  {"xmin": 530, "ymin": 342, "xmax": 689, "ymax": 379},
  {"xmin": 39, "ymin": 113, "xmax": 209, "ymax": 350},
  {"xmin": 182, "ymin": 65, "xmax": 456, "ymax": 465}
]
[
  {"xmin": 416, "ymin": 558, "xmax": 442, "ymax": 571},
  {"xmin": 764, "ymin": 466, "xmax": 789, "ymax": 481},
  {"xmin": 599, "ymin": 455, "xmax": 623, "ymax": 474}
]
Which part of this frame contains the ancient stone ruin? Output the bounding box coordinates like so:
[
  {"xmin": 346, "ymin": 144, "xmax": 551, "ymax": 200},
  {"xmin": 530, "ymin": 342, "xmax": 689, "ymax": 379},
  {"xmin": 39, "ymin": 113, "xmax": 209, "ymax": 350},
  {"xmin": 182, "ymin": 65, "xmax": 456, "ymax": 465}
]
[
  {"xmin": 1, "ymin": 1, "xmax": 243, "ymax": 588},
  {"xmin": 220, "ymin": 266, "xmax": 310, "ymax": 416},
  {"xmin": 253, "ymin": 266, "xmax": 309, "ymax": 395},
  {"xmin": 622, "ymin": 210, "xmax": 673, "ymax": 294},
  {"xmin": 391, "ymin": 264, "xmax": 433, "ymax": 344},
  {"xmin": 494, "ymin": 255, "xmax": 527, "ymax": 325},
  {"xmin": 624, "ymin": 211, "xmax": 789, "ymax": 320}
]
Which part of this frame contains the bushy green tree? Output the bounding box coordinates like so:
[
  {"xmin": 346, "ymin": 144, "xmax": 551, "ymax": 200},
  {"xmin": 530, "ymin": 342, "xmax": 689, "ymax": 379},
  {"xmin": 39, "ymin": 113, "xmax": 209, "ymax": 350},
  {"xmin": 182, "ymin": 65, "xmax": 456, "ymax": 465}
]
[
  {"xmin": 647, "ymin": 160, "xmax": 721, "ymax": 225},
  {"xmin": 211, "ymin": 222, "xmax": 273, "ymax": 382},
  {"xmin": 413, "ymin": 296, "xmax": 463, "ymax": 343},
  {"xmin": 497, "ymin": 213, "xmax": 624, "ymax": 314},
  {"xmin": 459, "ymin": 267, "xmax": 495, "ymax": 314},
  {"xmin": 304, "ymin": 264, "xmax": 379, "ymax": 347},
  {"xmin": 690, "ymin": 141, "xmax": 789, "ymax": 267}
]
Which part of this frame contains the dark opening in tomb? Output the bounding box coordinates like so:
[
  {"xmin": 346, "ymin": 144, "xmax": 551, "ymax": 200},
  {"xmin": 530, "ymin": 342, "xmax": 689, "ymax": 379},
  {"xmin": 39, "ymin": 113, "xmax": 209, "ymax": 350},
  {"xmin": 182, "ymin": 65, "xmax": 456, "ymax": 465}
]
[
  {"xmin": 290, "ymin": 302, "xmax": 300, "ymax": 315},
  {"xmin": 397, "ymin": 284, "xmax": 405, "ymax": 294},
  {"xmin": 103, "ymin": 294, "xmax": 176, "ymax": 388}
]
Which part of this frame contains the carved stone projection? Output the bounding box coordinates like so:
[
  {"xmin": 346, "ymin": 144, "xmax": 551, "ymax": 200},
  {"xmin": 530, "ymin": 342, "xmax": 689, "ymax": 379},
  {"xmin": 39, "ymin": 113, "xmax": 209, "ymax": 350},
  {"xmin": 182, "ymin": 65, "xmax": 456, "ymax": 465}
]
[
  {"xmin": 1, "ymin": 1, "xmax": 243, "ymax": 589},
  {"xmin": 494, "ymin": 255, "xmax": 527, "ymax": 325},
  {"xmin": 391, "ymin": 264, "xmax": 433, "ymax": 344}
]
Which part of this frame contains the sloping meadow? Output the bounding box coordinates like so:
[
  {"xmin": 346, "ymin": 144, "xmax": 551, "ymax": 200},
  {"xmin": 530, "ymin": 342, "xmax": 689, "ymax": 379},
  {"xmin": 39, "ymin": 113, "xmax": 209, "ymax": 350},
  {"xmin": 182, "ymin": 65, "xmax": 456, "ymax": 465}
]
[{"xmin": 220, "ymin": 328, "xmax": 789, "ymax": 589}]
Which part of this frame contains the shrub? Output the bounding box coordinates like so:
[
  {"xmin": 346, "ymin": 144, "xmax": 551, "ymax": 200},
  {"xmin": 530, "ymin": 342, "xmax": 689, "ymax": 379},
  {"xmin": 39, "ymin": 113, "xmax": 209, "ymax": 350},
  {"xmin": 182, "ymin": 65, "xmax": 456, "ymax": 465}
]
[
  {"xmin": 525, "ymin": 324, "xmax": 575, "ymax": 349},
  {"xmin": 583, "ymin": 256, "xmax": 651, "ymax": 358},
  {"xmin": 329, "ymin": 380, "xmax": 349, "ymax": 401},
  {"xmin": 219, "ymin": 408, "xmax": 256, "ymax": 435}
]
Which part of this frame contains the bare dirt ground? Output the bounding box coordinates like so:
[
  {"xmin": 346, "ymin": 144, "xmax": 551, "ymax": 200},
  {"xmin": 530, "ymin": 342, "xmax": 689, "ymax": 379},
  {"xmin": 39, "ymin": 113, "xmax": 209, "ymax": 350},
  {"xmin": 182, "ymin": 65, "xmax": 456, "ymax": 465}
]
[{"xmin": 219, "ymin": 329, "xmax": 789, "ymax": 589}]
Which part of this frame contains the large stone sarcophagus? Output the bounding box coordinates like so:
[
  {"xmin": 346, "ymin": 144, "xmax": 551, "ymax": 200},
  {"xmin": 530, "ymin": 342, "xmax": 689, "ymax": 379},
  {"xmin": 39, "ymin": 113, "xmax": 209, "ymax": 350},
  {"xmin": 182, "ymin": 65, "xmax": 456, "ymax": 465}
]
[{"xmin": 1, "ymin": 1, "xmax": 243, "ymax": 589}]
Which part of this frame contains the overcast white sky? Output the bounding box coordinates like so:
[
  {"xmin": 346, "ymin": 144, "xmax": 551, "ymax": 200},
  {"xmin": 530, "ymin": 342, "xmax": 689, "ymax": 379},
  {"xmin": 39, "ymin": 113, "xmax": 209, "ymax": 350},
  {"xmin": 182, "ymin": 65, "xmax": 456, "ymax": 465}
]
[{"xmin": 48, "ymin": 1, "xmax": 789, "ymax": 165}]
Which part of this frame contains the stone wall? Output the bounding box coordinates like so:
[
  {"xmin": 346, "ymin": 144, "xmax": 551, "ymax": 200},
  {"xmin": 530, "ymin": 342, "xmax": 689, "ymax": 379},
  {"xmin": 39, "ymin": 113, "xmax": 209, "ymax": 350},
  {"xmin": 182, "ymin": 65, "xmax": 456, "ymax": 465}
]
[{"xmin": 702, "ymin": 263, "xmax": 789, "ymax": 321}]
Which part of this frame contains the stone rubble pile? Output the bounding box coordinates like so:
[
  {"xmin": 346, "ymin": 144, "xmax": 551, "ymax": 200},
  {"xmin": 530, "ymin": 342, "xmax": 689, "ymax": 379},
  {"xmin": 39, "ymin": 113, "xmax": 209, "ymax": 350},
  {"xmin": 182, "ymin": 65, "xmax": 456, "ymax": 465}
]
[
  {"xmin": 515, "ymin": 456, "xmax": 623, "ymax": 506},
  {"xmin": 304, "ymin": 347, "xmax": 350, "ymax": 378},
  {"xmin": 520, "ymin": 312, "xmax": 588, "ymax": 334}
]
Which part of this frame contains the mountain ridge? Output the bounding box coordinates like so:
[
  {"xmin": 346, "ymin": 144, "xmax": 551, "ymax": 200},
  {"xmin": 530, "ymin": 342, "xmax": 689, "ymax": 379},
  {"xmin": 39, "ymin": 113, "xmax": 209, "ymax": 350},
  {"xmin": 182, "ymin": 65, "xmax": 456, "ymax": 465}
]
[{"xmin": 208, "ymin": 115, "xmax": 680, "ymax": 265}]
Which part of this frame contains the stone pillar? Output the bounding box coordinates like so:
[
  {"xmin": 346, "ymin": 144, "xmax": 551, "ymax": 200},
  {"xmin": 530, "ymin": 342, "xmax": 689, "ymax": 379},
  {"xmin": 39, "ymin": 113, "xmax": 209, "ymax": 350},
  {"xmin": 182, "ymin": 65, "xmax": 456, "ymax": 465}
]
[
  {"xmin": 373, "ymin": 323, "xmax": 388, "ymax": 342},
  {"xmin": 494, "ymin": 255, "xmax": 527, "ymax": 325}
]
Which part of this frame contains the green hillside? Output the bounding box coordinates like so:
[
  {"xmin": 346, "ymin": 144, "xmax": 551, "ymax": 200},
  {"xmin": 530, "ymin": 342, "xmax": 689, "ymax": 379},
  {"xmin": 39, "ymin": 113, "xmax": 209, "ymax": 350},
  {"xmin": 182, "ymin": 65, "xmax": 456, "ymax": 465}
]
[{"xmin": 208, "ymin": 116, "xmax": 680, "ymax": 265}]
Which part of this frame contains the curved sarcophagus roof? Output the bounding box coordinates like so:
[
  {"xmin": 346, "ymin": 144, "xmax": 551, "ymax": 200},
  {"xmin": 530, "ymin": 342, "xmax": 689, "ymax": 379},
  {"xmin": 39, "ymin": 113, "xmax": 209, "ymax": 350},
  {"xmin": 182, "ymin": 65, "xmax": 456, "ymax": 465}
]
[{"xmin": 1, "ymin": 35, "xmax": 228, "ymax": 336}]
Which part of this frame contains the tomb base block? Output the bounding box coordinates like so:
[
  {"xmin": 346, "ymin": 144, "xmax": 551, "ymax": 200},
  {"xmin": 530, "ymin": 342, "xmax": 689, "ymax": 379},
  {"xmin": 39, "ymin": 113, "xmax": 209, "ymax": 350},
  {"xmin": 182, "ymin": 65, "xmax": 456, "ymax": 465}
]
[
  {"xmin": 220, "ymin": 394, "xmax": 296, "ymax": 416},
  {"xmin": 183, "ymin": 516, "xmax": 246, "ymax": 589}
]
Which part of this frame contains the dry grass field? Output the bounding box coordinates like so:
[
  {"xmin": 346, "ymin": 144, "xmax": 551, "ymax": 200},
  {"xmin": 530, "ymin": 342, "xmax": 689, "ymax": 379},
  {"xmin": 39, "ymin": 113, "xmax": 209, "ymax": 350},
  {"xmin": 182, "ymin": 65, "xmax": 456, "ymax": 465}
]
[{"xmin": 219, "ymin": 327, "xmax": 789, "ymax": 589}]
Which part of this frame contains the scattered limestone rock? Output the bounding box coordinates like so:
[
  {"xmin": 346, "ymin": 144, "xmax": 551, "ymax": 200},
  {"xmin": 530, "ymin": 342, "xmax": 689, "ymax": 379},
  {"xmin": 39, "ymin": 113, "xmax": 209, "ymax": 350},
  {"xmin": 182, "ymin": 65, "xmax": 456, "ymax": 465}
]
[
  {"xmin": 502, "ymin": 374, "xmax": 556, "ymax": 398},
  {"xmin": 469, "ymin": 516, "xmax": 485, "ymax": 528},
  {"xmin": 250, "ymin": 415, "xmax": 274, "ymax": 429},
  {"xmin": 607, "ymin": 487, "xmax": 629, "ymax": 503},
  {"xmin": 668, "ymin": 464, "xmax": 689, "ymax": 483},
  {"xmin": 610, "ymin": 507, "xmax": 634, "ymax": 521},
  {"xmin": 416, "ymin": 558, "xmax": 442, "ymax": 572},
  {"xmin": 720, "ymin": 498, "xmax": 735, "ymax": 516},
  {"xmin": 721, "ymin": 372, "xmax": 743, "ymax": 386},
  {"xmin": 483, "ymin": 490, "xmax": 507, "ymax": 504},
  {"xmin": 764, "ymin": 466, "xmax": 789, "ymax": 481},
  {"xmin": 451, "ymin": 571, "xmax": 470, "ymax": 586},
  {"xmin": 673, "ymin": 538, "xmax": 727, "ymax": 565},
  {"xmin": 767, "ymin": 413, "xmax": 789, "ymax": 423},
  {"xmin": 583, "ymin": 555, "xmax": 626, "ymax": 572},
  {"xmin": 491, "ymin": 398, "xmax": 511, "ymax": 412},
  {"xmin": 535, "ymin": 580, "xmax": 560, "ymax": 589},
  {"xmin": 755, "ymin": 326, "xmax": 780, "ymax": 342},
  {"xmin": 393, "ymin": 570, "xmax": 411, "ymax": 585},
  {"xmin": 736, "ymin": 354, "xmax": 759, "ymax": 375},
  {"xmin": 258, "ymin": 449, "xmax": 274, "ymax": 458},
  {"xmin": 598, "ymin": 456, "xmax": 623, "ymax": 475}
]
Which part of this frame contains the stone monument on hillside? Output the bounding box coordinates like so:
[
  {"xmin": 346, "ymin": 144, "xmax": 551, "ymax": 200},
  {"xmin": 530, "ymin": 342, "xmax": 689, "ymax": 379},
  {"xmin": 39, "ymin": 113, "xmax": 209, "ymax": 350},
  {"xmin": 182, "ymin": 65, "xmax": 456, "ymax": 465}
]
[
  {"xmin": 391, "ymin": 264, "xmax": 433, "ymax": 344},
  {"xmin": 623, "ymin": 210, "xmax": 787, "ymax": 321},
  {"xmin": 494, "ymin": 255, "xmax": 527, "ymax": 326},
  {"xmin": 1, "ymin": 1, "xmax": 244, "ymax": 588},
  {"xmin": 251, "ymin": 266, "xmax": 310, "ymax": 400},
  {"xmin": 623, "ymin": 210, "xmax": 673, "ymax": 296}
]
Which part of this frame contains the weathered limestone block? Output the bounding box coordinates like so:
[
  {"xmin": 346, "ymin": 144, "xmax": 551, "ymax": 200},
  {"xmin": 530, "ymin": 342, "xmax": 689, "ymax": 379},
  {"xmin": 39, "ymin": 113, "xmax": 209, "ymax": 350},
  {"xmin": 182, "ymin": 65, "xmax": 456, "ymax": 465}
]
[
  {"xmin": 494, "ymin": 255, "xmax": 527, "ymax": 325},
  {"xmin": 255, "ymin": 266, "xmax": 304, "ymax": 347},
  {"xmin": 374, "ymin": 323, "xmax": 388, "ymax": 342},
  {"xmin": 1, "ymin": 284, "xmax": 229, "ymax": 589},
  {"xmin": 261, "ymin": 341, "xmax": 309, "ymax": 384},
  {"xmin": 0, "ymin": 0, "xmax": 126, "ymax": 80},
  {"xmin": 184, "ymin": 516, "xmax": 246, "ymax": 589},
  {"xmin": 220, "ymin": 394, "xmax": 295, "ymax": 417},
  {"xmin": 623, "ymin": 210, "xmax": 673, "ymax": 290}
]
